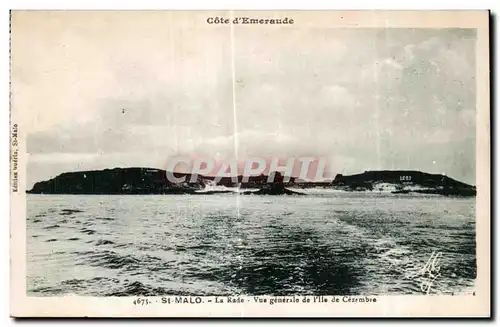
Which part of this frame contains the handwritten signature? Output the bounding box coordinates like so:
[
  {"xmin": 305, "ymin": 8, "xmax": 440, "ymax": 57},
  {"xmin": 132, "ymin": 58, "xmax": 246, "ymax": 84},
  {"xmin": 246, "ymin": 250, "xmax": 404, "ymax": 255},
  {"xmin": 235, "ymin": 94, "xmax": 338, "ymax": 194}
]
[{"xmin": 405, "ymin": 251, "xmax": 443, "ymax": 294}]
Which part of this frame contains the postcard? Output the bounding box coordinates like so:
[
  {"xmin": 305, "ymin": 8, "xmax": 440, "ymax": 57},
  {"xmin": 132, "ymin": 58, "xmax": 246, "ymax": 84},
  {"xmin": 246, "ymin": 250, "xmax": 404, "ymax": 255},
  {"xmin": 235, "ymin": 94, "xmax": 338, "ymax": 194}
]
[{"xmin": 10, "ymin": 10, "xmax": 490, "ymax": 317}]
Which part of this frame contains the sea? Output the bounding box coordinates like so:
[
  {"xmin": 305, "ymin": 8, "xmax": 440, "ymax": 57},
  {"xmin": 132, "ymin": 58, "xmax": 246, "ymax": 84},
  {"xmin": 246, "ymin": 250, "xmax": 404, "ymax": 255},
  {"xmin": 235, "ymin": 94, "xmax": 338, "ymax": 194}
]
[{"xmin": 26, "ymin": 191, "xmax": 476, "ymax": 296}]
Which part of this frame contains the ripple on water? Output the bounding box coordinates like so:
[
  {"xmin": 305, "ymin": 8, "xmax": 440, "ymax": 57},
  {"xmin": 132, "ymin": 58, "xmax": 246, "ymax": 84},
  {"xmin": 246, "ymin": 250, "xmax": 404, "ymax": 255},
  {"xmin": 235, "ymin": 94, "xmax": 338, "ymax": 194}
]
[
  {"xmin": 95, "ymin": 239, "xmax": 115, "ymax": 246},
  {"xmin": 105, "ymin": 281, "xmax": 169, "ymax": 296},
  {"xmin": 60, "ymin": 209, "xmax": 84, "ymax": 215},
  {"xmin": 43, "ymin": 224, "xmax": 60, "ymax": 230},
  {"xmin": 80, "ymin": 228, "xmax": 97, "ymax": 235}
]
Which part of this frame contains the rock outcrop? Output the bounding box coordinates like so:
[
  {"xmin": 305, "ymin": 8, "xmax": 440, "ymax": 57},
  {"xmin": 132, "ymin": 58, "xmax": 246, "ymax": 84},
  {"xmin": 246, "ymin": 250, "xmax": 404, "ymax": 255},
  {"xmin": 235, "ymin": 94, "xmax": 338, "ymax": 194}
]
[{"xmin": 331, "ymin": 170, "xmax": 476, "ymax": 196}]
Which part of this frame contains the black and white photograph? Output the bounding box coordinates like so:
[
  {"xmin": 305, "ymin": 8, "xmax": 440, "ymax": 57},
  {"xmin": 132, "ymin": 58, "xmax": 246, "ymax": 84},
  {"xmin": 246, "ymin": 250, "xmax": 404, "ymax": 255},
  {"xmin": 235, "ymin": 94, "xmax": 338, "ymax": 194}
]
[{"xmin": 10, "ymin": 10, "xmax": 490, "ymax": 317}]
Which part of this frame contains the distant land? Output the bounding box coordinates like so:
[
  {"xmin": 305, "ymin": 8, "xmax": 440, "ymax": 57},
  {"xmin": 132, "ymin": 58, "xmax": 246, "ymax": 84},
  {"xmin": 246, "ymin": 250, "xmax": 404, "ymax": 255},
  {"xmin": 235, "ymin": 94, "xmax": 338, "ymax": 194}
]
[{"xmin": 27, "ymin": 167, "xmax": 476, "ymax": 197}]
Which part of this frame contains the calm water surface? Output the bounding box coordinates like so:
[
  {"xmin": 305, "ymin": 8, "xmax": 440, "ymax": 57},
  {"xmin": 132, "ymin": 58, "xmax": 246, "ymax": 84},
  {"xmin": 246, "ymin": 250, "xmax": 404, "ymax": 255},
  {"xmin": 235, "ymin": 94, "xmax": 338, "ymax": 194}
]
[{"xmin": 26, "ymin": 193, "xmax": 476, "ymax": 296}]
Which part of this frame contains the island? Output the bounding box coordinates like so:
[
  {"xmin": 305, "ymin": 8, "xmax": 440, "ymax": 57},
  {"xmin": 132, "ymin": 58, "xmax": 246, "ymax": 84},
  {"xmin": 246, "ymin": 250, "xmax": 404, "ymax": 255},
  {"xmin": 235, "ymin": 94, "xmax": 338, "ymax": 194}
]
[
  {"xmin": 331, "ymin": 170, "xmax": 476, "ymax": 196},
  {"xmin": 240, "ymin": 172, "xmax": 304, "ymax": 195},
  {"xmin": 27, "ymin": 167, "xmax": 476, "ymax": 197}
]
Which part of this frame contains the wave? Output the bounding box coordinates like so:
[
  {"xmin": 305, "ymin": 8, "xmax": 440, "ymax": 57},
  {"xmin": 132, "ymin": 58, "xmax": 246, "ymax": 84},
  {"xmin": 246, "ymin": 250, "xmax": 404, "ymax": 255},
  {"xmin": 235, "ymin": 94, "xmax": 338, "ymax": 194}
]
[
  {"xmin": 95, "ymin": 239, "xmax": 115, "ymax": 246},
  {"xmin": 60, "ymin": 209, "xmax": 84, "ymax": 215},
  {"xmin": 105, "ymin": 281, "xmax": 169, "ymax": 296},
  {"xmin": 80, "ymin": 250, "xmax": 142, "ymax": 270},
  {"xmin": 96, "ymin": 217, "xmax": 115, "ymax": 221},
  {"xmin": 43, "ymin": 224, "xmax": 60, "ymax": 230},
  {"xmin": 80, "ymin": 228, "xmax": 97, "ymax": 235},
  {"xmin": 196, "ymin": 181, "xmax": 258, "ymax": 194},
  {"xmin": 76, "ymin": 250, "xmax": 167, "ymax": 272}
]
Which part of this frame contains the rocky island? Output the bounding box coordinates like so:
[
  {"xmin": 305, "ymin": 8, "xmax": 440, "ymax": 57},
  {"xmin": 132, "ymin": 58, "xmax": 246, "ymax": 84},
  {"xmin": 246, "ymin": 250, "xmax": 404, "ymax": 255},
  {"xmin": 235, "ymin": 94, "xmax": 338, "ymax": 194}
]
[
  {"xmin": 331, "ymin": 170, "xmax": 476, "ymax": 196},
  {"xmin": 26, "ymin": 168, "xmax": 303, "ymax": 195},
  {"xmin": 27, "ymin": 167, "xmax": 476, "ymax": 197},
  {"xmin": 240, "ymin": 172, "xmax": 304, "ymax": 195}
]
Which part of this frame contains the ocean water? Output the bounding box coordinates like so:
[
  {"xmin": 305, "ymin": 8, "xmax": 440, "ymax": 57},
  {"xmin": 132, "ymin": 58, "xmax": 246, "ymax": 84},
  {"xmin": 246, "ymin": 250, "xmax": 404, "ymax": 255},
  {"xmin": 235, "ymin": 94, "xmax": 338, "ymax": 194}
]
[{"xmin": 26, "ymin": 193, "xmax": 476, "ymax": 296}]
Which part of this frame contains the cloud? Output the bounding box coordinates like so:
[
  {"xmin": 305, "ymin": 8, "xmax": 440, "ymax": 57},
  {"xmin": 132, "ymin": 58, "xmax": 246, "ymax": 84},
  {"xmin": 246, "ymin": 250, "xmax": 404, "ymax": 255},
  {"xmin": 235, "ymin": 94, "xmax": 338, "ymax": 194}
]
[{"xmin": 382, "ymin": 58, "xmax": 404, "ymax": 70}]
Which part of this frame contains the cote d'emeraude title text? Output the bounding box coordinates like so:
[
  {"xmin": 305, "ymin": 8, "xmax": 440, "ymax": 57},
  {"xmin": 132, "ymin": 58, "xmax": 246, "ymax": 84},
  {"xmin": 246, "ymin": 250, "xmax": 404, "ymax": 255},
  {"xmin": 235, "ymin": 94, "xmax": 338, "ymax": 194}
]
[{"xmin": 207, "ymin": 16, "xmax": 294, "ymax": 25}]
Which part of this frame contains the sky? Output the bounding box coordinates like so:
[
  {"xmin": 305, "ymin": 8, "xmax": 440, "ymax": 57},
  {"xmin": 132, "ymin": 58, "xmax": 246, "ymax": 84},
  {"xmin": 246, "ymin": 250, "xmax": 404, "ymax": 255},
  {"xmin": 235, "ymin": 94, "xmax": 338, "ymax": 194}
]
[{"xmin": 11, "ymin": 12, "xmax": 477, "ymax": 188}]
